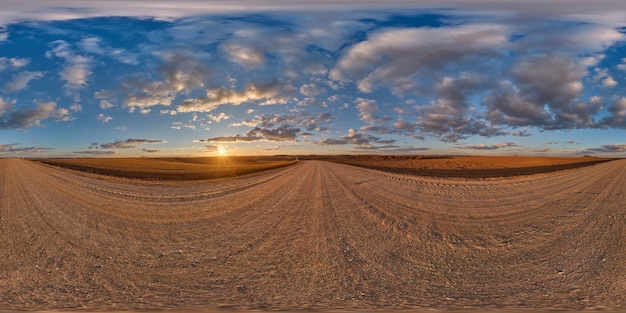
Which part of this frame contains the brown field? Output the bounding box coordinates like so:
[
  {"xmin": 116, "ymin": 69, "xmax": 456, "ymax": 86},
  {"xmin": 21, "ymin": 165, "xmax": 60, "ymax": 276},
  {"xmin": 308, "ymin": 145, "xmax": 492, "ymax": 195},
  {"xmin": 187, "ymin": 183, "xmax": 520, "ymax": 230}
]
[
  {"xmin": 1, "ymin": 157, "xmax": 625, "ymax": 312},
  {"xmin": 35, "ymin": 155, "xmax": 614, "ymax": 181},
  {"xmin": 320, "ymin": 155, "xmax": 615, "ymax": 179},
  {"xmin": 35, "ymin": 156, "xmax": 297, "ymax": 181}
]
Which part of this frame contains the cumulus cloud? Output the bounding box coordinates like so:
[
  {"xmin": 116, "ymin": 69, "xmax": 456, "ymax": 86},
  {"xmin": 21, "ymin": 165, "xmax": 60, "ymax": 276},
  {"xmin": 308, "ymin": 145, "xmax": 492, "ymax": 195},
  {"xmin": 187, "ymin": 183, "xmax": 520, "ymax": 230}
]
[
  {"xmin": 457, "ymin": 142, "xmax": 517, "ymax": 150},
  {"xmin": 300, "ymin": 83, "xmax": 322, "ymax": 97},
  {"xmin": 177, "ymin": 80, "xmax": 296, "ymax": 112},
  {"xmin": 0, "ymin": 98, "xmax": 73, "ymax": 129},
  {"xmin": 99, "ymin": 100, "xmax": 115, "ymax": 110},
  {"xmin": 355, "ymin": 98, "xmax": 379, "ymax": 124},
  {"xmin": 0, "ymin": 57, "xmax": 29, "ymax": 71},
  {"xmin": 207, "ymin": 112, "xmax": 231, "ymax": 123},
  {"xmin": 0, "ymin": 143, "xmax": 52, "ymax": 153},
  {"xmin": 123, "ymin": 51, "xmax": 210, "ymax": 113},
  {"xmin": 79, "ymin": 36, "xmax": 138, "ymax": 64},
  {"xmin": 69, "ymin": 103, "xmax": 82, "ymax": 112},
  {"xmin": 586, "ymin": 144, "xmax": 626, "ymax": 153},
  {"xmin": 92, "ymin": 138, "xmax": 166, "ymax": 149},
  {"xmin": 600, "ymin": 97, "xmax": 626, "ymax": 127},
  {"xmin": 94, "ymin": 89, "xmax": 110, "ymax": 99},
  {"xmin": 319, "ymin": 138, "xmax": 348, "ymax": 145},
  {"xmin": 79, "ymin": 37, "xmax": 106, "ymax": 54},
  {"xmin": 618, "ymin": 58, "xmax": 626, "ymax": 71},
  {"xmin": 515, "ymin": 24, "xmax": 623, "ymax": 55},
  {"xmin": 97, "ymin": 113, "xmax": 113, "ymax": 123},
  {"xmin": 202, "ymin": 124, "xmax": 301, "ymax": 142},
  {"xmin": 238, "ymin": 112, "xmax": 333, "ymax": 131},
  {"xmin": 338, "ymin": 128, "xmax": 395, "ymax": 146},
  {"xmin": 415, "ymin": 73, "xmax": 504, "ymax": 142},
  {"xmin": 221, "ymin": 42, "xmax": 265, "ymax": 68},
  {"xmin": 330, "ymin": 24, "xmax": 508, "ymax": 94},
  {"xmin": 5, "ymin": 71, "xmax": 44, "ymax": 92},
  {"xmin": 511, "ymin": 129, "xmax": 532, "ymax": 137},
  {"xmin": 601, "ymin": 76, "xmax": 618, "ymax": 88},
  {"xmin": 485, "ymin": 54, "xmax": 602, "ymax": 130},
  {"xmin": 392, "ymin": 118, "xmax": 415, "ymax": 132},
  {"xmin": 47, "ymin": 40, "xmax": 93, "ymax": 89}
]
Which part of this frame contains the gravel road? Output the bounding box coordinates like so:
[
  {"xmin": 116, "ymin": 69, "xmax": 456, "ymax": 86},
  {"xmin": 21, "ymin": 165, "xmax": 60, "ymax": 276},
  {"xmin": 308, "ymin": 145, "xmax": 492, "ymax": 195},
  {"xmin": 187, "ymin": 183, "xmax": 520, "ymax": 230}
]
[{"xmin": 1, "ymin": 159, "xmax": 625, "ymax": 311}]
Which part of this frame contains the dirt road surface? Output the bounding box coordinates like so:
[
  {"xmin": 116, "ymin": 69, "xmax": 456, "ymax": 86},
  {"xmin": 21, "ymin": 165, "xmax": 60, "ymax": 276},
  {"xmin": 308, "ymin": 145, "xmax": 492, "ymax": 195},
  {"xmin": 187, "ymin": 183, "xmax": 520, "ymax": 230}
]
[{"xmin": 1, "ymin": 159, "xmax": 625, "ymax": 311}]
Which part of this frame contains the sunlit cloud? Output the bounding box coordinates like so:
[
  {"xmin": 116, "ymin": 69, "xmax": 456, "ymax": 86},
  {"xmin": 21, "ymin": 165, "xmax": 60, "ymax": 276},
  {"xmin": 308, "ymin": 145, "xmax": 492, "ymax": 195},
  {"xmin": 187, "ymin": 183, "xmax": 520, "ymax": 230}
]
[
  {"xmin": 5, "ymin": 71, "xmax": 44, "ymax": 92},
  {"xmin": 177, "ymin": 80, "xmax": 296, "ymax": 113},
  {"xmin": 0, "ymin": 57, "xmax": 29, "ymax": 71},
  {"xmin": 46, "ymin": 40, "xmax": 93, "ymax": 89},
  {"xmin": 0, "ymin": 98, "xmax": 73, "ymax": 129},
  {"xmin": 457, "ymin": 142, "xmax": 518, "ymax": 150},
  {"xmin": 0, "ymin": 142, "xmax": 52, "ymax": 153},
  {"xmin": 90, "ymin": 139, "xmax": 166, "ymax": 149},
  {"xmin": 97, "ymin": 113, "xmax": 113, "ymax": 123}
]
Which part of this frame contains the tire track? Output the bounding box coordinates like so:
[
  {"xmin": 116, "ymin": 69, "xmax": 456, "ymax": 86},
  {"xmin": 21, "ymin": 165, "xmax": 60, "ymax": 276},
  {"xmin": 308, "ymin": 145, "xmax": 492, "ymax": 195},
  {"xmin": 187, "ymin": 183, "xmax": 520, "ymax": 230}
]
[{"xmin": 1, "ymin": 158, "xmax": 625, "ymax": 310}]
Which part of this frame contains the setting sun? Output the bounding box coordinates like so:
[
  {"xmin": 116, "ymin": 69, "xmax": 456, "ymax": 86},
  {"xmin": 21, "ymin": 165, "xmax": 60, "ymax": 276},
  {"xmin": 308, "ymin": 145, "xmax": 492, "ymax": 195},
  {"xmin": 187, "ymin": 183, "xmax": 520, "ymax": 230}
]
[{"xmin": 217, "ymin": 145, "xmax": 227, "ymax": 155}]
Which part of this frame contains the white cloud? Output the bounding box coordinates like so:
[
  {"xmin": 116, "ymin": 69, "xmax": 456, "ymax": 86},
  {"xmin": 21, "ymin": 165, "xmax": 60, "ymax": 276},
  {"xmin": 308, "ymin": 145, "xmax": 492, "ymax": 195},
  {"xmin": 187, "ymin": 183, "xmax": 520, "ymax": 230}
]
[
  {"xmin": 299, "ymin": 83, "xmax": 321, "ymax": 97},
  {"xmin": 1, "ymin": 99, "xmax": 73, "ymax": 129},
  {"xmin": 159, "ymin": 109, "xmax": 177, "ymax": 115},
  {"xmin": 123, "ymin": 51, "xmax": 209, "ymax": 113},
  {"xmin": 5, "ymin": 71, "xmax": 44, "ymax": 91},
  {"xmin": 0, "ymin": 57, "xmax": 29, "ymax": 71},
  {"xmin": 208, "ymin": 112, "xmax": 231, "ymax": 123},
  {"xmin": 221, "ymin": 42, "xmax": 265, "ymax": 68},
  {"xmin": 94, "ymin": 138, "xmax": 166, "ymax": 149},
  {"xmin": 602, "ymin": 76, "xmax": 618, "ymax": 88},
  {"xmin": 177, "ymin": 80, "xmax": 296, "ymax": 112},
  {"xmin": 69, "ymin": 103, "xmax": 82, "ymax": 112},
  {"xmin": 355, "ymin": 98, "xmax": 378, "ymax": 124},
  {"xmin": 618, "ymin": 58, "xmax": 626, "ymax": 71},
  {"xmin": 99, "ymin": 100, "xmax": 115, "ymax": 110},
  {"xmin": 330, "ymin": 24, "xmax": 508, "ymax": 94},
  {"xmin": 97, "ymin": 113, "xmax": 113, "ymax": 123},
  {"xmin": 79, "ymin": 36, "xmax": 139, "ymax": 65},
  {"xmin": 79, "ymin": 37, "xmax": 106, "ymax": 54},
  {"xmin": 47, "ymin": 40, "xmax": 93, "ymax": 89},
  {"xmin": 94, "ymin": 89, "xmax": 110, "ymax": 99}
]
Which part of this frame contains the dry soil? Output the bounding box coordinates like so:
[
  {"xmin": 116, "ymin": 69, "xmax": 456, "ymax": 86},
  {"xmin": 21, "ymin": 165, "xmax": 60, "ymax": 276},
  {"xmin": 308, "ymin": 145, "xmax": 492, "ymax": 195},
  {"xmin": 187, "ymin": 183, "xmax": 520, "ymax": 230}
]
[{"xmin": 1, "ymin": 159, "xmax": 625, "ymax": 311}]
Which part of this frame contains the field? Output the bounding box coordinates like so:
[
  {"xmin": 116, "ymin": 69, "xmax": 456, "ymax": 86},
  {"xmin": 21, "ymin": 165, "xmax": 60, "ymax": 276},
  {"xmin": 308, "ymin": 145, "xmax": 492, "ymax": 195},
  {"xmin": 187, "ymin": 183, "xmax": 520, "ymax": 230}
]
[
  {"xmin": 36, "ymin": 156, "xmax": 297, "ymax": 181},
  {"xmin": 318, "ymin": 155, "xmax": 614, "ymax": 179},
  {"xmin": 1, "ymin": 156, "xmax": 625, "ymax": 312}
]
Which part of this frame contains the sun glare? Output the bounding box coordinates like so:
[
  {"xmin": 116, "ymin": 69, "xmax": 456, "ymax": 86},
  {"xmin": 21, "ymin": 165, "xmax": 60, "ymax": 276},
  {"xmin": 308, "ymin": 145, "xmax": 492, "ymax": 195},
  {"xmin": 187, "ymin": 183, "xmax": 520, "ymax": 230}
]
[{"xmin": 217, "ymin": 145, "xmax": 227, "ymax": 155}]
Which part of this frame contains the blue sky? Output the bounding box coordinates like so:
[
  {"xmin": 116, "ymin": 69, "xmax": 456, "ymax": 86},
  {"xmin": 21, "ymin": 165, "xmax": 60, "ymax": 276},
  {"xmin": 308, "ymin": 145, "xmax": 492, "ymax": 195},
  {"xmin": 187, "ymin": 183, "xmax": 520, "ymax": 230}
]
[{"xmin": 1, "ymin": 0, "xmax": 626, "ymax": 157}]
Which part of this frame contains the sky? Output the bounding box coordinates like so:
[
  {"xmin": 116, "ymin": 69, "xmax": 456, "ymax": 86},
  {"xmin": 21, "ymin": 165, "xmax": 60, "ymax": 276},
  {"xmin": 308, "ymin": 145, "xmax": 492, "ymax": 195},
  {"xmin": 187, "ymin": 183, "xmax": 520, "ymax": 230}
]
[{"xmin": 1, "ymin": 0, "xmax": 626, "ymax": 157}]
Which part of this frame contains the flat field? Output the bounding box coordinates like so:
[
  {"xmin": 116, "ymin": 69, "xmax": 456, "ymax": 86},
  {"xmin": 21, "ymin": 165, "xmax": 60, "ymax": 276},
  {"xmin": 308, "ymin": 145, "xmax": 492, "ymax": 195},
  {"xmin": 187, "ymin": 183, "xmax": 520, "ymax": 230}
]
[
  {"xmin": 36, "ymin": 156, "xmax": 297, "ymax": 181},
  {"xmin": 321, "ymin": 155, "xmax": 614, "ymax": 179},
  {"xmin": 1, "ymin": 156, "xmax": 625, "ymax": 312}
]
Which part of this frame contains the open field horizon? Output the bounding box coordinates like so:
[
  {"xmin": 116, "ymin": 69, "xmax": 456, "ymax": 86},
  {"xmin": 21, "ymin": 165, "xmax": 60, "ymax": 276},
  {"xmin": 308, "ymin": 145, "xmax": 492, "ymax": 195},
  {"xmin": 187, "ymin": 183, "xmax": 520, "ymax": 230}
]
[
  {"xmin": 1, "ymin": 158, "xmax": 625, "ymax": 311},
  {"xmin": 31, "ymin": 155, "xmax": 616, "ymax": 181}
]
